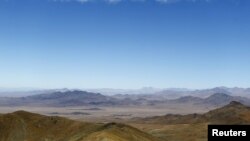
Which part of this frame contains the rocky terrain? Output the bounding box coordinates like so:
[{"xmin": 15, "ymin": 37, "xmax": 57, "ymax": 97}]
[
  {"xmin": 0, "ymin": 111, "xmax": 162, "ymax": 141},
  {"xmin": 129, "ymin": 101, "xmax": 250, "ymax": 141}
]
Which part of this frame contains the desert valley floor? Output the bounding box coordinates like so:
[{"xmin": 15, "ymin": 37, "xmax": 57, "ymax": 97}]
[{"xmin": 0, "ymin": 104, "xmax": 213, "ymax": 122}]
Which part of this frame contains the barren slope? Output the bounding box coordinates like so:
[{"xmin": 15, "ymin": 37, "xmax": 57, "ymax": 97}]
[{"xmin": 0, "ymin": 111, "xmax": 162, "ymax": 141}]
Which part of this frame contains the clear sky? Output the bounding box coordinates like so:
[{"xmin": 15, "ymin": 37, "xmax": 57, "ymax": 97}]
[{"xmin": 0, "ymin": 0, "xmax": 249, "ymax": 89}]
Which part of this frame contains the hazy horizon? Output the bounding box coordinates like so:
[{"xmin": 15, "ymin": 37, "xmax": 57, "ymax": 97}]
[
  {"xmin": 0, "ymin": 85, "xmax": 250, "ymax": 97},
  {"xmin": 0, "ymin": 85, "xmax": 249, "ymax": 91}
]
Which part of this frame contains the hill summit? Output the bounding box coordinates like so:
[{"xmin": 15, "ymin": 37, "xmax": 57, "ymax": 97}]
[
  {"xmin": 0, "ymin": 111, "xmax": 162, "ymax": 141},
  {"xmin": 132, "ymin": 101, "xmax": 250, "ymax": 125}
]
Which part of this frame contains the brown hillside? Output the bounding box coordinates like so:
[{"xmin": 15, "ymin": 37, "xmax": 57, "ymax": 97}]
[
  {"xmin": 131, "ymin": 101, "xmax": 250, "ymax": 124},
  {"xmin": 130, "ymin": 101, "xmax": 250, "ymax": 141},
  {"xmin": 0, "ymin": 111, "xmax": 162, "ymax": 141}
]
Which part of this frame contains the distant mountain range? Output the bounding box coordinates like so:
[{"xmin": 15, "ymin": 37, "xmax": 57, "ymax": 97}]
[
  {"xmin": 1, "ymin": 90, "xmax": 250, "ymax": 108},
  {"xmin": 0, "ymin": 88, "xmax": 70, "ymax": 97},
  {"xmin": 1, "ymin": 87, "xmax": 250, "ymax": 98},
  {"xmin": 169, "ymin": 93, "xmax": 250, "ymax": 107},
  {"xmin": 112, "ymin": 87, "xmax": 250, "ymax": 99},
  {"xmin": 0, "ymin": 91, "xmax": 114, "ymax": 107}
]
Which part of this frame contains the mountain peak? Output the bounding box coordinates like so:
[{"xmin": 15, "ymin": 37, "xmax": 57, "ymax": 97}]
[
  {"xmin": 228, "ymin": 101, "xmax": 245, "ymax": 107},
  {"xmin": 13, "ymin": 110, "xmax": 31, "ymax": 114},
  {"xmin": 206, "ymin": 93, "xmax": 231, "ymax": 99},
  {"xmin": 211, "ymin": 93, "xmax": 229, "ymax": 96}
]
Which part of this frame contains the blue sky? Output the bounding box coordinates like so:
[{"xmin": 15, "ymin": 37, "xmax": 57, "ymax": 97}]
[{"xmin": 0, "ymin": 0, "xmax": 250, "ymax": 89}]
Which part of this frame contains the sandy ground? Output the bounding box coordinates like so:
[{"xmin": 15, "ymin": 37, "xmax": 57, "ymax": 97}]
[{"xmin": 0, "ymin": 104, "xmax": 214, "ymax": 122}]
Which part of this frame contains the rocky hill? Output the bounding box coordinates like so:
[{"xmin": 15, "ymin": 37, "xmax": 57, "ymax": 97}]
[
  {"xmin": 131, "ymin": 101, "xmax": 250, "ymax": 125},
  {"xmin": 0, "ymin": 111, "xmax": 162, "ymax": 141}
]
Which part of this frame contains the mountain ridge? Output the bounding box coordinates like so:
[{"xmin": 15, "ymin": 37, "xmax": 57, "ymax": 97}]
[
  {"xmin": 0, "ymin": 110, "xmax": 162, "ymax": 141},
  {"xmin": 1, "ymin": 90, "xmax": 250, "ymax": 108},
  {"xmin": 131, "ymin": 101, "xmax": 250, "ymax": 125}
]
